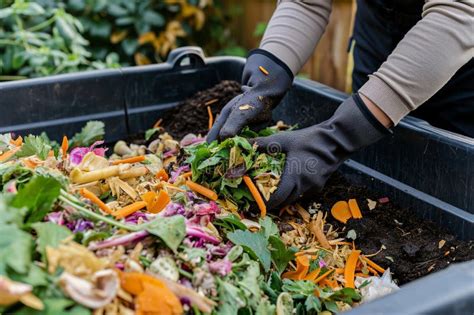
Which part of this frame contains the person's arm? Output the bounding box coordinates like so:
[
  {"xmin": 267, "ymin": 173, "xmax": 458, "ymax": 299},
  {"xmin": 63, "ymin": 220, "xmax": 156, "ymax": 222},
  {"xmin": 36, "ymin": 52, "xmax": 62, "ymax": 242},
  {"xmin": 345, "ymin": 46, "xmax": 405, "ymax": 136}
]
[
  {"xmin": 260, "ymin": 0, "xmax": 333, "ymax": 75},
  {"xmin": 359, "ymin": 0, "xmax": 474, "ymax": 125}
]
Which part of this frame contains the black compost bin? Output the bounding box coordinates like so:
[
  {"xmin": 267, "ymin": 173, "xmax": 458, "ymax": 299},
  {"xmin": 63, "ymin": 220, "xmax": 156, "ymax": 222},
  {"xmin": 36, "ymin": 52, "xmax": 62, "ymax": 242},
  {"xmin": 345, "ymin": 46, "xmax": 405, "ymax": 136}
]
[{"xmin": 1, "ymin": 46, "xmax": 472, "ymax": 315}]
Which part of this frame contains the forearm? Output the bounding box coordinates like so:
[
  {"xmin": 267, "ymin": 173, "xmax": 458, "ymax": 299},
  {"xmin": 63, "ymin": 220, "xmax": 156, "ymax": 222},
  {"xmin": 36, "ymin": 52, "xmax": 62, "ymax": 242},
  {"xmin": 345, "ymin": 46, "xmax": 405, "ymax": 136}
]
[
  {"xmin": 359, "ymin": 1, "xmax": 474, "ymax": 125},
  {"xmin": 260, "ymin": 0, "xmax": 333, "ymax": 75}
]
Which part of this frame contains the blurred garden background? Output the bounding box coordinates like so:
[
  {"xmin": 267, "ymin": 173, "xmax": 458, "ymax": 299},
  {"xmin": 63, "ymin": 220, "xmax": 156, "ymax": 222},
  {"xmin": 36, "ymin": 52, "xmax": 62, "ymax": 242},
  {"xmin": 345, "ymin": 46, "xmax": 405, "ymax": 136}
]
[{"xmin": 0, "ymin": 0, "xmax": 355, "ymax": 91}]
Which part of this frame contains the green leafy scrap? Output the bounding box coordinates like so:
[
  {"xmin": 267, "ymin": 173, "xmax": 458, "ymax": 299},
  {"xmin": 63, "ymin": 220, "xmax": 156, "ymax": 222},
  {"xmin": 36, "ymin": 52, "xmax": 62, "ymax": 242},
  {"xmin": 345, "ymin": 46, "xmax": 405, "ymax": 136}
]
[
  {"xmin": 227, "ymin": 229, "xmax": 271, "ymax": 272},
  {"xmin": 142, "ymin": 215, "xmax": 186, "ymax": 252},
  {"xmin": 12, "ymin": 175, "xmax": 62, "ymax": 224},
  {"xmin": 70, "ymin": 121, "xmax": 105, "ymax": 147},
  {"xmin": 185, "ymin": 135, "xmax": 285, "ymax": 210},
  {"xmin": 32, "ymin": 222, "xmax": 72, "ymax": 262},
  {"xmin": 16, "ymin": 135, "xmax": 52, "ymax": 160},
  {"xmin": 0, "ymin": 223, "xmax": 33, "ymax": 275}
]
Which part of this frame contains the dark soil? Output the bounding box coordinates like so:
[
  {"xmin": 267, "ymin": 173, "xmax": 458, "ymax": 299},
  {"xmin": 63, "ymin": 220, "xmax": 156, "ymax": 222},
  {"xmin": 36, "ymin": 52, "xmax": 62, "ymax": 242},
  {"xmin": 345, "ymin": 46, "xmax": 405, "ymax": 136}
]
[
  {"xmin": 162, "ymin": 80, "xmax": 241, "ymax": 139},
  {"xmin": 303, "ymin": 173, "xmax": 474, "ymax": 285},
  {"xmin": 161, "ymin": 81, "xmax": 473, "ymax": 285}
]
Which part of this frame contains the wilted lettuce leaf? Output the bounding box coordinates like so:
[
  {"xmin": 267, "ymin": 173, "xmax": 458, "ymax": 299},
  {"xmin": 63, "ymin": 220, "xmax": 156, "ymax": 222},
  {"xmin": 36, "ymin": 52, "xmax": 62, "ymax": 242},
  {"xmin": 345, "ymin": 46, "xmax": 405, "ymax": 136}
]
[{"xmin": 70, "ymin": 121, "xmax": 105, "ymax": 147}]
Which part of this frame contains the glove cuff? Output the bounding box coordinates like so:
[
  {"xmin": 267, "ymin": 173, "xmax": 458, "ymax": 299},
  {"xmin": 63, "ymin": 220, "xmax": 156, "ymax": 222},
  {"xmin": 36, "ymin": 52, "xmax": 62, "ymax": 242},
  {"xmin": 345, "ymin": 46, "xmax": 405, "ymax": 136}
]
[
  {"xmin": 352, "ymin": 93, "xmax": 392, "ymax": 135},
  {"xmin": 247, "ymin": 49, "xmax": 294, "ymax": 80}
]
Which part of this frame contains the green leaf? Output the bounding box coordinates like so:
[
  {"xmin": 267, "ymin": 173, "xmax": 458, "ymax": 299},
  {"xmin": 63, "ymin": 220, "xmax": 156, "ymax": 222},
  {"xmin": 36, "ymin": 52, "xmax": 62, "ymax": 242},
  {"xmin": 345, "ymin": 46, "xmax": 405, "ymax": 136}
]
[
  {"xmin": 214, "ymin": 214, "xmax": 247, "ymax": 232},
  {"xmin": 70, "ymin": 121, "xmax": 105, "ymax": 147},
  {"xmin": 0, "ymin": 224, "xmax": 32, "ymax": 274},
  {"xmin": 142, "ymin": 215, "xmax": 185, "ymax": 252},
  {"xmin": 16, "ymin": 135, "xmax": 52, "ymax": 160},
  {"xmin": 269, "ymin": 235, "xmax": 295, "ymax": 274},
  {"xmin": 12, "ymin": 175, "xmax": 61, "ymax": 224},
  {"xmin": 256, "ymin": 298, "xmax": 275, "ymax": 315},
  {"xmin": 197, "ymin": 156, "xmax": 222, "ymax": 170},
  {"xmin": 305, "ymin": 295, "xmax": 322, "ymax": 313},
  {"xmin": 145, "ymin": 128, "xmax": 159, "ymax": 140},
  {"xmin": 323, "ymin": 300, "xmax": 339, "ymax": 313},
  {"xmin": 0, "ymin": 194, "xmax": 27, "ymax": 226},
  {"xmin": 282, "ymin": 279, "xmax": 316, "ymax": 297},
  {"xmin": 238, "ymin": 261, "xmax": 261, "ymax": 308},
  {"xmin": 121, "ymin": 38, "xmax": 138, "ymax": 55},
  {"xmin": 9, "ymin": 264, "xmax": 48, "ymax": 287},
  {"xmin": 227, "ymin": 230, "xmax": 271, "ymax": 271},
  {"xmin": 217, "ymin": 279, "xmax": 246, "ymax": 315},
  {"xmin": 259, "ymin": 216, "xmax": 279, "ymax": 238},
  {"xmin": 32, "ymin": 222, "xmax": 72, "ymax": 262},
  {"xmin": 253, "ymin": 22, "xmax": 267, "ymax": 37},
  {"xmin": 143, "ymin": 11, "xmax": 165, "ymax": 27}
]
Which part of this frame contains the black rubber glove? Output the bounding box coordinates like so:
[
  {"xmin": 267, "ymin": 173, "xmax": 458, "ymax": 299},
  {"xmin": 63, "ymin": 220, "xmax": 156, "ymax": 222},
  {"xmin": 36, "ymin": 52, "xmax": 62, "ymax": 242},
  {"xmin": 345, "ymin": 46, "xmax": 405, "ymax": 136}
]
[
  {"xmin": 207, "ymin": 49, "xmax": 293, "ymax": 142},
  {"xmin": 255, "ymin": 93, "xmax": 391, "ymax": 210}
]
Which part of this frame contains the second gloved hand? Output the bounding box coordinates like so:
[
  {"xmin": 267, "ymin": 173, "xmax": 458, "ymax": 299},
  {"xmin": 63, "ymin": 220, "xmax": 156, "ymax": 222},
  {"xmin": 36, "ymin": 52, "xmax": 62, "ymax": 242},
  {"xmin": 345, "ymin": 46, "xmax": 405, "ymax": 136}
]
[
  {"xmin": 207, "ymin": 49, "xmax": 293, "ymax": 142},
  {"xmin": 255, "ymin": 93, "xmax": 391, "ymax": 210}
]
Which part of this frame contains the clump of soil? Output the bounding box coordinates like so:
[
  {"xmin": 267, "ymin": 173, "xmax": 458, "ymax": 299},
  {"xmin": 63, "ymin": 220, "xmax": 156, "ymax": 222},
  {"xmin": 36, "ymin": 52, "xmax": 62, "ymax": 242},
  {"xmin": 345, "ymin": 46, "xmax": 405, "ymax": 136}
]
[
  {"xmin": 304, "ymin": 173, "xmax": 474, "ymax": 285},
  {"xmin": 162, "ymin": 81, "xmax": 473, "ymax": 285},
  {"xmin": 162, "ymin": 80, "xmax": 241, "ymax": 139}
]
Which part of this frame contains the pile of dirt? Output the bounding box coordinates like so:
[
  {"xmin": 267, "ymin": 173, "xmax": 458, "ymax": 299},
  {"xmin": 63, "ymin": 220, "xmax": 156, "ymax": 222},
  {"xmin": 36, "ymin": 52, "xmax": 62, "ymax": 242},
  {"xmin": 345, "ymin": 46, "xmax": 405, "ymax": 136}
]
[
  {"xmin": 163, "ymin": 81, "xmax": 473, "ymax": 285},
  {"xmin": 162, "ymin": 80, "xmax": 241, "ymax": 139},
  {"xmin": 301, "ymin": 173, "xmax": 474, "ymax": 285}
]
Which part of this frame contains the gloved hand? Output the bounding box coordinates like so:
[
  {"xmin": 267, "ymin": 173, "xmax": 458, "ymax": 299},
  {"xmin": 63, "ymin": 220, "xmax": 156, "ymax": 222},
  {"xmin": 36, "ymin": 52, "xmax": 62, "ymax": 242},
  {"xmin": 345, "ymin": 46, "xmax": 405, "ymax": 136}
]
[
  {"xmin": 255, "ymin": 93, "xmax": 391, "ymax": 210},
  {"xmin": 207, "ymin": 49, "xmax": 293, "ymax": 142}
]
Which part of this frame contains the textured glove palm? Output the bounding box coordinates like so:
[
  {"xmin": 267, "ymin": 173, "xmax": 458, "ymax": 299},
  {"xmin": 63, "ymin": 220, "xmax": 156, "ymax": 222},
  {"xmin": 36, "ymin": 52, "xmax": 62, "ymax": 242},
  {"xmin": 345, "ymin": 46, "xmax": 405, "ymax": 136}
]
[
  {"xmin": 255, "ymin": 94, "xmax": 391, "ymax": 210},
  {"xmin": 207, "ymin": 49, "xmax": 293, "ymax": 142}
]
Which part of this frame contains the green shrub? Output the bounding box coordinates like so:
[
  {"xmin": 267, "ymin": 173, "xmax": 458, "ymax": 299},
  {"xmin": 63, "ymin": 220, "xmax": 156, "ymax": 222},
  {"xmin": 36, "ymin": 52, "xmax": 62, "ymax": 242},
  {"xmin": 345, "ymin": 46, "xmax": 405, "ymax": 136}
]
[{"xmin": 0, "ymin": 0, "xmax": 245, "ymax": 79}]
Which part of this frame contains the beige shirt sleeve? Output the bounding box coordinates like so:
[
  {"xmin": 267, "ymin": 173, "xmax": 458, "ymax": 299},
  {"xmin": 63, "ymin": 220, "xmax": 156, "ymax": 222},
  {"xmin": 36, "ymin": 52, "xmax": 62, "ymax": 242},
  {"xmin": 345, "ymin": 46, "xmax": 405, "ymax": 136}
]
[
  {"xmin": 359, "ymin": 1, "xmax": 474, "ymax": 125},
  {"xmin": 260, "ymin": 0, "xmax": 333, "ymax": 75}
]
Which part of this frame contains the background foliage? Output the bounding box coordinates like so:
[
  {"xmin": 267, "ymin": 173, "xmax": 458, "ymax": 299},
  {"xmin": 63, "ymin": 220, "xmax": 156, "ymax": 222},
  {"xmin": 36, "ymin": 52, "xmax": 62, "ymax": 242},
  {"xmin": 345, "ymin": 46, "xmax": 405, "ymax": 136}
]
[{"xmin": 0, "ymin": 0, "xmax": 246, "ymax": 80}]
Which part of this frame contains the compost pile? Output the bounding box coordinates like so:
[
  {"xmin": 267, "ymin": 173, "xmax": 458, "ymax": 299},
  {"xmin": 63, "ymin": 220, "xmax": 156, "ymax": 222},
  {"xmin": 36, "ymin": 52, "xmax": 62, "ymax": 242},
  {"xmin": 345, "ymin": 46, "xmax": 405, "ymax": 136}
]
[{"xmin": 0, "ymin": 82, "xmax": 472, "ymax": 315}]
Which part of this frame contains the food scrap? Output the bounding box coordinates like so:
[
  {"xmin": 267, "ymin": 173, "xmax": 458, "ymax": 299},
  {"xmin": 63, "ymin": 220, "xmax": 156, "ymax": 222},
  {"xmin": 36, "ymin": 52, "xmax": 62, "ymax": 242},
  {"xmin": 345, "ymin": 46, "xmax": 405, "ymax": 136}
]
[{"xmin": 0, "ymin": 118, "xmax": 395, "ymax": 315}]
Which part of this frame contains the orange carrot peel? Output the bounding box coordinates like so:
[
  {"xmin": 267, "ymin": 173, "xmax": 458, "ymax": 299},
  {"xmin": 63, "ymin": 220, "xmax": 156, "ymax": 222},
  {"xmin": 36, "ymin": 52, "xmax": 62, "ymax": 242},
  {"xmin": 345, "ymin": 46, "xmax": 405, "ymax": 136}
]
[
  {"xmin": 61, "ymin": 136, "xmax": 68, "ymax": 158},
  {"xmin": 156, "ymin": 169, "xmax": 169, "ymax": 181},
  {"xmin": 243, "ymin": 175, "xmax": 267, "ymax": 217},
  {"xmin": 331, "ymin": 200, "xmax": 352, "ymax": 224},
  {"xmin": 141, "ymin": 190, "xmax": 170, "ymax": 214},
  {"xmin": 186, "ymin": 181, "xmax": 218, "ymax": 201},
  {"xmin": 314, "ymin": 269, "xmax": 334, "ymax": 284},
  {"xmin": 207, "ymin": 106, "xmax": 214, "ymax": 130},
  {"xmin": 10, "ymin": 136, "xmax": 23, "ymax": 147},
  {"xmin": 282, "ymin": 255, "xmax": 310, "ymax": 280},
  {"xmin": 113, "ymin": 201, "xmax": 147, "ymax": 219},
  {"xmin": 119, "ymin": 272, "xmax": 182, "ymax": 315},
  {"xmin": 0, "ymin": 147, "xmax": 21, "ymax": 163},
  {"xmin": 361, "ymin": 256, "xmax": 385, "ymax": 273},
  {"xmin": 111, "ymin": 155, "xmax": 145, "ymax": 165},
  {"xmin": 348, "ymin": 199, "xmax": 363, "ymax": 219},
  {"xmin": 80, "ymin": 188, "xmax": 113, "ymax": 214},
  {"xmin": 344, "ymin": 250, "xmax": 361, "ymax": 288},
  {"xmin": 181, "ymin": 171, "xmax": 192, "ymax": 178}
]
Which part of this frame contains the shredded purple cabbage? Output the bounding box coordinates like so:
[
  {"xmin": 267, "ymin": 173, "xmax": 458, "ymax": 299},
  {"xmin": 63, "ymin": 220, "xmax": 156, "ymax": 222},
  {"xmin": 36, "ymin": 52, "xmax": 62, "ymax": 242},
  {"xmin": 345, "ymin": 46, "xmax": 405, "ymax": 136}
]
[
  {"xmin": 69, "ymin": 140, "xmax": 108, "ymax": 165},
  {"xmin": 186, "ymin": 225, "xmax": 220, "ymax": 244},
  {"xmin": 88, "ymin": 230, "xmax": 149, "ymax": 250},
  {"xmin": 124, "ymin": 211, "xmax": 148, "ymax": 224},
  {"xmin": 163, "ymin": 148, "xmax": 178, "ymax": 159},
  {"xmin": 46, "ymin": 211, "xmax": 65, "ymax": 225},
  {"xmin": 208, "ymin": 259, "xmax": 232, "ymax": 276},
  {"xmin": 169, "ymin": 165, "xmax": 190, "ymax": 183},
  {"xmin": 67, "ymin": 218, "xmax": 94, "ymax": 233},
  {"xmin": 162, "ymin": 203, "xmax": 186, "ymax": 217}
]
